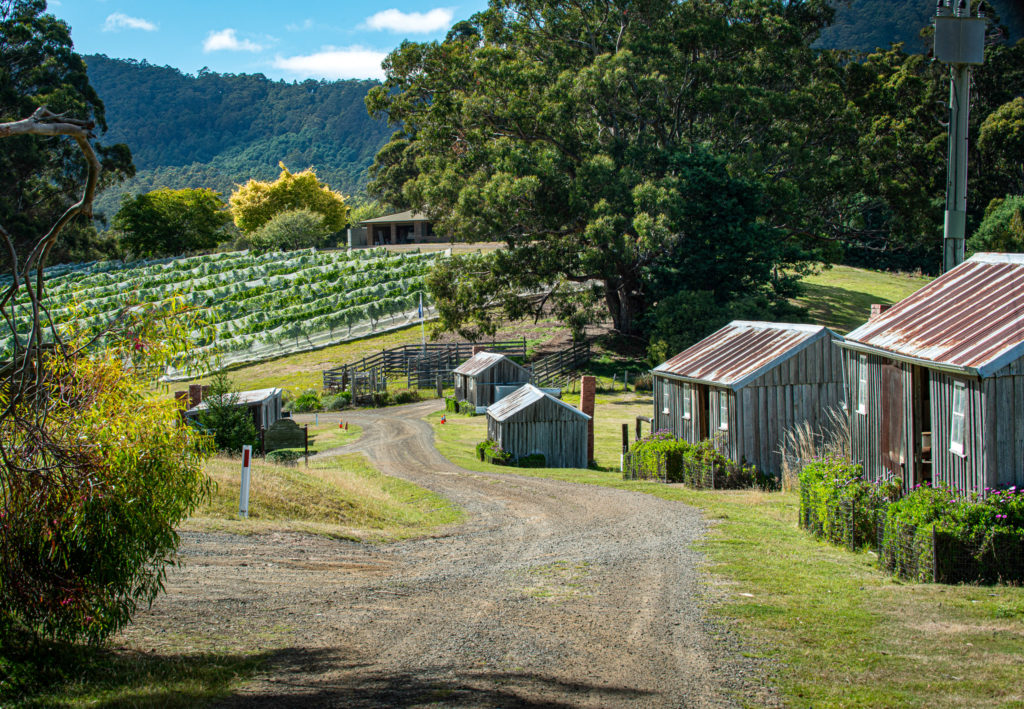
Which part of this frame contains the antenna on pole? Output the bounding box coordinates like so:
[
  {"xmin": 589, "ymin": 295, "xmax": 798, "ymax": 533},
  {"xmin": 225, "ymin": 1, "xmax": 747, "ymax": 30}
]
[{"xmin": 934, "ymin": 0, "xmax": 986, "ymax": 272}]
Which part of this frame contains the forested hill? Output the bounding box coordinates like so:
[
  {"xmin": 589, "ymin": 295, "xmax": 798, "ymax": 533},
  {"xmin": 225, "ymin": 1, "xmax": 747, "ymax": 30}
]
[
  {"xmin": 817, "ymin": 0, "xmax": 1023, "ymax": 53},
  {"xmin": 84, "ymin": 55, "xmax": 392, "ymax": 216}
]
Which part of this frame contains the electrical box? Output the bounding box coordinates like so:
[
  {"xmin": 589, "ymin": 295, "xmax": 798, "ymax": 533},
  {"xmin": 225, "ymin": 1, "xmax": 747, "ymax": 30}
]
[{"xmin": 934, "ymin": 16, "xmax": 986, "ymax": 65}]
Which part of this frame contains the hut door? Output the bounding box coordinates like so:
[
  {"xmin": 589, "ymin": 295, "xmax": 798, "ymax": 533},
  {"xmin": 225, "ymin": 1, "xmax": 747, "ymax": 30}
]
[
  {"xmin": 695, "ymin": 384, "xmax": 710, "ymax": 440},
  {"xmin": 880, "ymin": 361, "xmax": 905, "ymax": 478}
]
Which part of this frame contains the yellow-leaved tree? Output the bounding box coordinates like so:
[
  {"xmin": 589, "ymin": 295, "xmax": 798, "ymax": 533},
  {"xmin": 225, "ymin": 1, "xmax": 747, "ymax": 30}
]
[{"xmin": 229, "ymin": 162, "xmax": 350, "ymax": 235}]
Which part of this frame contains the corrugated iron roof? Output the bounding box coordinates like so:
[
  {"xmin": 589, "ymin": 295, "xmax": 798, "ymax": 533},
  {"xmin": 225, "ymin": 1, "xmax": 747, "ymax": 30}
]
[
  {"xmin": 652, "ymin": 321, "xmax": 835, "ymax": 390},
  {"xmin": 487, "ymin": 384, "xmax": 590, "ymax": 422},
  {"xmin": 453, "ymin": 351, "xmax": 515, "ymax": 376},
  {"xmin": 188, "ymin": 387, "xmax": 281, "ymax": 412},
  {"xmin": 844, "ymin": 253, "xmax": 1024, "ymax": 377}
]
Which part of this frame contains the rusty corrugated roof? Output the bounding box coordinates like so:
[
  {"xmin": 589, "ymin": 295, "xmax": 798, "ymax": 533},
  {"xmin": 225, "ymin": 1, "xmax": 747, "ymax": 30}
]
[
  {"xmin": 487, "ymin": 384, "xmax": 590, "ymax": 422},
  {"xmin": 453, "ymin": 351, "xmax": 517, "ymax": 376},
  {"xmin": 652, "ymin": 321, "xmax": 835, "ymax": 390},
  {"xmin": 844, "ymin": 253, "xmax": 1024, "ymax": 377}
]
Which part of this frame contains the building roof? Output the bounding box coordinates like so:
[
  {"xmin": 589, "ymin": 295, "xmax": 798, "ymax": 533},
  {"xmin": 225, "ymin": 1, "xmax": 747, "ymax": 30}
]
[
  {"xmin": 486, "ymin": 384, "xmax": 590, "ymax": 422},
  {"xmin": 843, "ymin": 253, "xmax": 1024, "ymax": 377},
  {"xmin": 187, "ymin": 387, "xmax": 281, "ymax": 413},
  {"xmin": 359, "ymin": 210, "xmax": 429, "ymax": 225},
  {"xmin": 453, "ymin": 351, "xmax": 525, "ymax": 376},
  {"xmin": 652, "ymin": 321, "xmax": 837, "ymax": 391}
]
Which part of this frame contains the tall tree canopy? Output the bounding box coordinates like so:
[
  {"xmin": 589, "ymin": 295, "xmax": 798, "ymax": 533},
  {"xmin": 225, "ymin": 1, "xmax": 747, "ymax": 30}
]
[
  {"xmin": 229, "ymin": 163, "xmax": 349, "ymax": 235},
  {"xmin": 112, "ymin": 187, "xmax": 233, "ymax": 258},
  {"xmin": 368, "ymin": 0, "xmax": 847, "ymax": 336},
  {"xmin": 0, "ymin": 0, "xmax": 133, "ymax": 264}
]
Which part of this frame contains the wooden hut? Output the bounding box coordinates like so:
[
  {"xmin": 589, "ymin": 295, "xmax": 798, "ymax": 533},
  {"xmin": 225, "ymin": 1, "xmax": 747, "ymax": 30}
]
[
  {"xmin": 185, "ymin": 387, "xmax": 283, "ymax": 432},
  {"xmin": 651, "ymin": 321, "xmax": 844, "ymax": 475},
  {"xmin": 453, "ymin": 351, "xmax": 531, "ymax": 407},
  {"xmin": 486, "ymin": 384, "xmax": 590, "ymax": 468},
  {"xmin": 840, "ymin": 252, "xmax": 1024, "ymax": 495}
]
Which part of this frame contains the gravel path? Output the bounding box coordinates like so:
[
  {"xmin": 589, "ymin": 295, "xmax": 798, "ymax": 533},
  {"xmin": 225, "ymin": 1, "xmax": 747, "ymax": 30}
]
[{"xmin": 125, "ymin": 401, "xmax": 775, "ymax": 707}]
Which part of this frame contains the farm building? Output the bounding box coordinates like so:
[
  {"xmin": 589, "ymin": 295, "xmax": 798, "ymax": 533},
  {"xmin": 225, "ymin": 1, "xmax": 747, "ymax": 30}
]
[
  {"xmin": 651, "ymin": 321, "xmax": 845, "ymax": 475},
  {"xmin": 841, "ymin": 252, "xmax": 1024, "ymax": 495},
  {"xmin": 453, "ymin": 351, "xmax": 531, "ymax": 407},
  {"xmin": 183, "ymin": 386, "xmax": 284, "ymax": 432},
  {"xmin": 348, "ymin": 210, "xmax": 444, "ymax": 247},
  {"xmin": 486, "ymin": 384, "xmax": 591, "ymax": 468}
]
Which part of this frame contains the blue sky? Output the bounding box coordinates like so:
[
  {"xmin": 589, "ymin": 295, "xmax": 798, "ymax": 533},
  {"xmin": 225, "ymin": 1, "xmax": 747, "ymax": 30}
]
[{"xmin": 49, "ymin": 0, "xmax": 489, "ymax": 81}]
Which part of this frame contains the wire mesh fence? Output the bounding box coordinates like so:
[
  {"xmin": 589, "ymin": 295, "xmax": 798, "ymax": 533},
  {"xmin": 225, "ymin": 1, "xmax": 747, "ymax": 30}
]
[{"xmin": 801, "ymin": 487, "xmax": 1024, "ymax": 584}]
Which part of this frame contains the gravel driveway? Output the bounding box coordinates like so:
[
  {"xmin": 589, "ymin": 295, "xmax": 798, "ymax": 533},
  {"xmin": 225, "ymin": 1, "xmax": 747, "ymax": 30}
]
[{"xmin": 126, "ymin": 401, "xmax": 776, "ymax": 707}]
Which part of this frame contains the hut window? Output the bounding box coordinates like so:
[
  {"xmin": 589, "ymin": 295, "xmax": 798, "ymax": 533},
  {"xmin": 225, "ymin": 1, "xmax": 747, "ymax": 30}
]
[
  {"xmin": 682, "ymin": 384, "xmax": 692, "ymax": 420},
  {"xmin": 857, "ymin": 355, "xmax": 868, "ymax": 415},
  {"xmin": 662, "ymin": 380, "xmax": 670, "ymax": 414},
  {"xmin": 950, "ymin": 380, "xmax": 967, "ymax": 457},
  {"xmin": 718, "ymin": 392, "xmax": 729, "ymax": 430}
]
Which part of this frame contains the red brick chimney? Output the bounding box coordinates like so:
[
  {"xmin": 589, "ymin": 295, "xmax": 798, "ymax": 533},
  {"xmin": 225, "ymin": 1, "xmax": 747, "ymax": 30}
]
[
  {"xmin": 580, "ymin": 375, "xmax": 596, "ymax": 464},
  {"xmin": 870, "ymin": 303, "xmax": 892, "ymax": 320},
  {"xmin": 472, "ymin": 345, "xmax": 486, "ymax": 356},
  {"xmin": 188, "ymin": 383, "xmax": 203, "ymax": 408},
  {"xmin": 174, "ymin": 390, "xmax": 189, "ymax": 408}
]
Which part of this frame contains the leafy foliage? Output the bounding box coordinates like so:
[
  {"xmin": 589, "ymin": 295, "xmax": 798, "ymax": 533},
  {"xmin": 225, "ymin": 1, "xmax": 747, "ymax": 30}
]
[
  {"xmin": 978, "ymin": 97, "xmax": 1024, "ymax": 199},
  {"xmin": 968, "ymin": 195, "xmax": 1024, "ymax": 253},
  {"xmin": 290, "ymin": 389, "xmax": 322, "ymax": 413},
  {"xmin": 626, "ymin": 431, "xmax": 774, "ymax": 490},
  {"xmin": 112, "ymin": 187, "xmax": 234, "ymax": 257},
  {"xmin": 0, "ymin": 306, "xmax": 214, "ymax": 644},
  {"xmin": 247, "ymin": 208, "xmax": 331, "ymax": 253},
  {"xmin": 196, "ymin": 371, "xmax": 258, "ymax": 454},
  {"xmin": 229, "ymin": 163, "xmax": 349, "ymax": 235}
]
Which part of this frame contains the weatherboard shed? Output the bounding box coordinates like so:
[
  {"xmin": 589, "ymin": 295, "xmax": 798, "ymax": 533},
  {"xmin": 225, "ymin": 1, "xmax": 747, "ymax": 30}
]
[
  {"xmin": 486, "ymin": 384, "xmax": 590, "ymax": 468},
  {"xmin": 453, "ymin": 351, "xmax": 531, "ymax": 407},
  {"xmin": 652, "ymin": 321, "xmax": 845, "ymax": 475},
  {"xmin": 840, "ymin": 252, "xmax": 1024, "ymax": 496}
]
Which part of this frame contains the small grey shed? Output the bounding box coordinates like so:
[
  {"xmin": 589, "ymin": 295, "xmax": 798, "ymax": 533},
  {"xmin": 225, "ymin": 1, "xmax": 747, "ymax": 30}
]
[
  {"xmin": 453, "ymin": 351, "xmax": 531, "ymax": 407},
  {"xmin": 486, "ymin": 384, "xmax": 590, "ymax": 468},
  {"xmin": 841, "ymin": 252, "xmax": 1024, "ymax": 496},
  {"xmin": 651, "ymin": 321, "xmax": 845, "ymax": 475}
]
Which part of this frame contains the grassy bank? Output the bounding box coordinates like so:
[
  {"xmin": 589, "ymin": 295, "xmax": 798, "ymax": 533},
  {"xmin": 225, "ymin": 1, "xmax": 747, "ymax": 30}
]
[
  {"xmin": 794, "ymin": 264, "xmax": 932, "ymax": 333},
  {"xmin": 188, "ymin": 451, "xmax": 463, "ymax": 541},
  {"xmin": 430, "ymin": 396, "xmax": 1024, "ymax": 708}
]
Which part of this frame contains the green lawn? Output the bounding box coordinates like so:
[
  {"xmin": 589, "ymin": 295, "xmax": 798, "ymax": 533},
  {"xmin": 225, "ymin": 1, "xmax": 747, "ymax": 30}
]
[
  {"xmin": 794, "ymin": 264, "xmax": 933, "ymax": 333},
  {"xmin": 430, "ymin": 395, "xmax": 1024, "ymax": 708}
]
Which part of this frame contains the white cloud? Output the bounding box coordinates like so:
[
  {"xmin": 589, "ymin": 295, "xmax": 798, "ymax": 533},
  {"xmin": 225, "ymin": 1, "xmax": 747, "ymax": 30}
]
[
  {"xmin": 103, "ymin": 13, "xmax": 157, "ymax": 32},
  {"xmin": 273, "ymin": 47, "xmax": 387, "ymax": 81},
  {"xmin": 286, "ymin": 19, "xmax": 314, "ymax": 32},
  {"xmin": 365, "ymin": 8, "xmax": 453, "ymax": 33},
  {"xmin": 203, "ymin": 29, "xmax": 264, "ymax": 53}
]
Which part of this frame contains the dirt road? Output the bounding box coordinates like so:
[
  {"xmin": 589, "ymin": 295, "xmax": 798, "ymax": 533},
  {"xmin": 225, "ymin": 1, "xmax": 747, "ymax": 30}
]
[{"xmin": 126, "ymin": 402, "xmax": 775, "ymax": 707}]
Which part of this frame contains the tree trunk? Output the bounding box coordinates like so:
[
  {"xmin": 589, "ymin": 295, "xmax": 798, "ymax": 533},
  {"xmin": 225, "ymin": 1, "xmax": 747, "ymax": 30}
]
[{"xmin": 604, "ymin": 280, "xmax": 644, "ymax": 336}]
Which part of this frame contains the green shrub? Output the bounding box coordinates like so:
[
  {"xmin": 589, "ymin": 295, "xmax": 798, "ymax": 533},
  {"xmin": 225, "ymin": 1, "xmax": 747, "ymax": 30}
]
[
  {"xmin": 626, "ymin": 432, "xmax": 772, "ymax": 489},
  {"xmin": 445, "ymin": 396, "xmax": 459, "ymax": 413},
  {"xmin": 516, "ymin": 453, "xmax": 546, "ymax": 468},
  {"xmin": 247, "ymin": 207, "xmax": 332, "ymax": 253},
  {"xmin": 478, "ymin": 438, "xmax": 511, "ymax": 465},
  {"xmin": 798, "ymin": 456, "xmax": 897, "ymax": 548},
  {"xmin": 324, "ymin": 392, "xmax": 351, "ymax": 411},
  {"xmin": 197, "ymin": 371, "xmax": 258, "ymax": 454},
  {"xmin": 632, "ymin": 372, "xmax": 653, "ymax": 392},
  {"xmin": 392, "ymin": 389, "xmax": 421, "ymax": 405},
  {"xmin": 291, "ymin": 389, "xmax": 322, "ymax": 413},
  {"xmin": 458, "ymin": 399, "xmax": 477, "ymax": 416},
  {"xmin": 266, "ymin": 448, "xmax": 304, "ymax": 465},
  {"xmin": 372, "ymin": 391, "xmax": 392, "ymax": 407}
]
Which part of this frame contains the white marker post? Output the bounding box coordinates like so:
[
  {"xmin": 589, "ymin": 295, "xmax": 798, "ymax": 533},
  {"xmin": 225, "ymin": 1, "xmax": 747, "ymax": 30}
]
[{"xmin": 239, "ymin": 445, "xmax": 252, "ymax": 518}]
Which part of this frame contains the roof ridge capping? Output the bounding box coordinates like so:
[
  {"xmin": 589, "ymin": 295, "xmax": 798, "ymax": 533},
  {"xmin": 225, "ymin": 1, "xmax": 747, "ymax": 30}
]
[
  {"xmin": 966, "ymin": 252, "xmax": 1024, "ymax": 265},
  {"xmin": 728, "ymin": 320, "xmax": 830, "ymax": 333}
]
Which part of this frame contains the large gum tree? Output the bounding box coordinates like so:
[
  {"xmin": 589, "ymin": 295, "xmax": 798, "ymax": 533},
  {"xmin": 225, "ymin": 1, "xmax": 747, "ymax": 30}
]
[{"xmin": 367, "ymin": 0, "xmax": 852, "ymax": 338}]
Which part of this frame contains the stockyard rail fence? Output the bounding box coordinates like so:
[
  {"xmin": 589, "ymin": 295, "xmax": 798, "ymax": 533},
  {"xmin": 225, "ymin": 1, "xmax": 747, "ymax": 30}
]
[{"xmin": 323, "ymin": 338, "xmax": 593, "ymax": 392}]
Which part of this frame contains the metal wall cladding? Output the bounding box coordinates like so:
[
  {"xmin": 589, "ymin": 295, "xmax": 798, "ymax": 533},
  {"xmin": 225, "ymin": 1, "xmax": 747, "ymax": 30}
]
[
  {"xmin": 845, "ymin": 254, "xmax": 1024, "ymax": 373},
  {"xmin": 654, "ymin": 321, "xmax": 830, "ymax": 388}
]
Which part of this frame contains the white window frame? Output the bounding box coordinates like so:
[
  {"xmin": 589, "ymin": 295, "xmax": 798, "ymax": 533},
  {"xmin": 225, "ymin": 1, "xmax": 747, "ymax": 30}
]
[
  {"xmin": 718, "ymin": 391, "xmax": 729, "ymax": 431},
  {"xmin": 857, "ymin": 355, "xmax": 868, "ymax": 415},
  {"xmin": 662, "ymin": 380, "xmax": 670, "ymax": 414},
  {"xmin": 682, "ymin": 383, "xmax": 692, "ymax": 421},
  {"xmin": 950, "ymin": 380, "xmax": 967, "ymax": 457}
]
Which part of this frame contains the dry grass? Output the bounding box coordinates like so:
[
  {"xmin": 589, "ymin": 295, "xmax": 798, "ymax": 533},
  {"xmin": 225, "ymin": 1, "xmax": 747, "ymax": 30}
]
[
  {"xmin": 187, "ymin": 453, "xmax": 462, "ymax": 541},
  {"xmin": 778, "ymin": 406, "xmax": 852, "ymax": 491}
]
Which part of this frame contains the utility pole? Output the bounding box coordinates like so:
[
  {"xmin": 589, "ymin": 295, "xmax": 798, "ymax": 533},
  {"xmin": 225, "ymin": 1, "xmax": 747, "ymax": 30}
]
[{"xmin": 934, "ymin": 0, "xmax": 986, "ymax": 272}]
